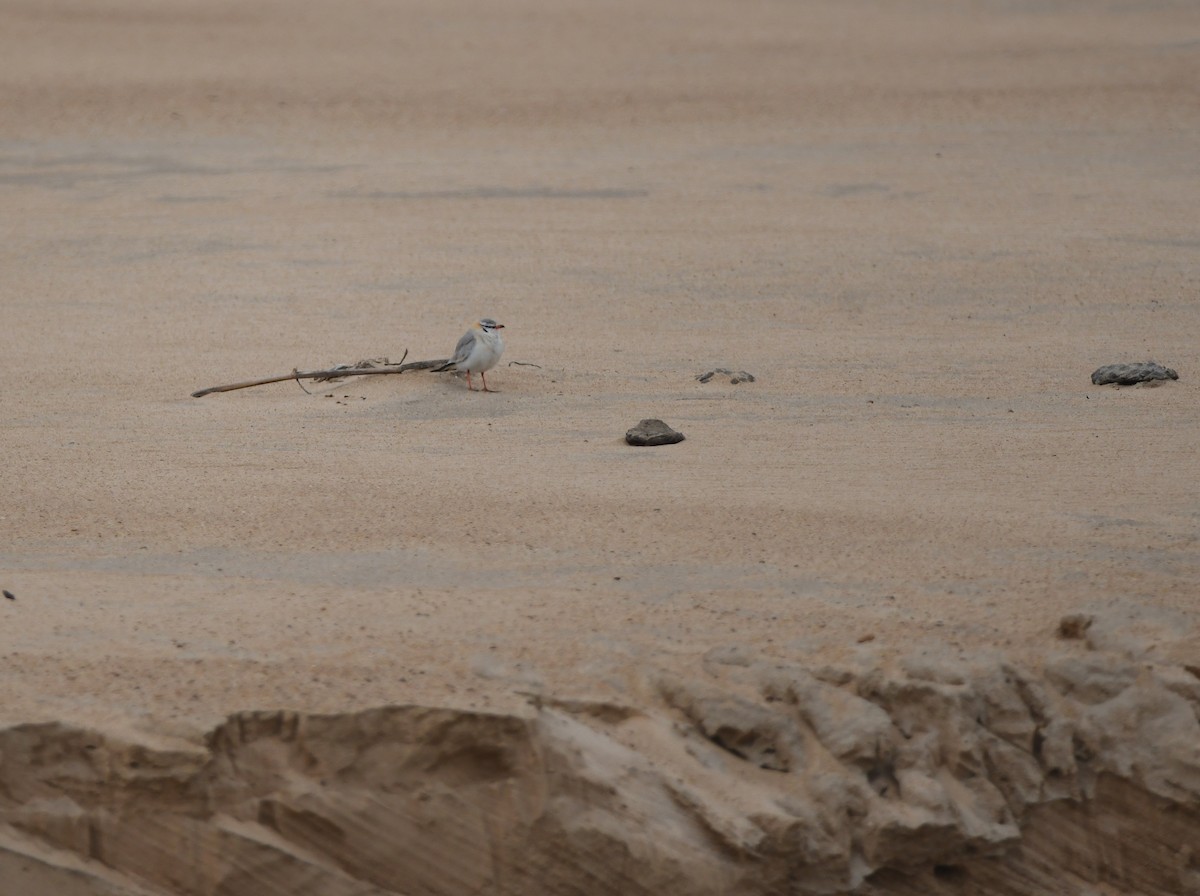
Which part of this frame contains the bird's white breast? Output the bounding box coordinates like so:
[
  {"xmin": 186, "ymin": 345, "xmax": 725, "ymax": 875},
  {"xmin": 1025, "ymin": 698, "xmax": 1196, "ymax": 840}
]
[{"xmin": 463, "ymin": 330, "xmax": 504, "ymax": 373}]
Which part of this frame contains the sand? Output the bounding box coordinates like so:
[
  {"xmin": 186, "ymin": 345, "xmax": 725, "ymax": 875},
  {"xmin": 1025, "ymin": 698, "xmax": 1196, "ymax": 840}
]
[{"xmin": 2, "ymin": 0, "xmax": 1197, "ymax": 746}]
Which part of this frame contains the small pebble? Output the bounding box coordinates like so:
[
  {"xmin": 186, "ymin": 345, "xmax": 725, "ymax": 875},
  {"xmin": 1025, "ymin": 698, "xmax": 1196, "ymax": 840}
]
[{"xmin": 3, "ymin": 590, "xmax": 14, "ymax": 601}]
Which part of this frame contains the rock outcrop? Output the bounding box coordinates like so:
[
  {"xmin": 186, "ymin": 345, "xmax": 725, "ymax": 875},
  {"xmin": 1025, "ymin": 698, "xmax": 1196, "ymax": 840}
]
[{"xmin": 1, "ymin": 648, "xmax": 1197, "ymax": 895}]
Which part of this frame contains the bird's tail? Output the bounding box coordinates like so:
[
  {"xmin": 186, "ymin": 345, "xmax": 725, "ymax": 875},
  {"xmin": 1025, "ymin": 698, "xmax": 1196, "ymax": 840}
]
[{"xmin": 430, "ymin": 360, "xmax": 456, "ymax": 373}]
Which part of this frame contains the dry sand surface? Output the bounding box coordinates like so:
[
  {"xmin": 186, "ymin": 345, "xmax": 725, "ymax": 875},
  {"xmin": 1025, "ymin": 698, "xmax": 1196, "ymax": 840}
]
[{"xmin": 1, "ymin": 0, "xmax": 1199, "ymax": 892}]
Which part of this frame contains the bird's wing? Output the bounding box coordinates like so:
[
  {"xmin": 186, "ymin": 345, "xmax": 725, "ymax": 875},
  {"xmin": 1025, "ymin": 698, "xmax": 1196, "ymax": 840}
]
[{"xmin": 450, "ymin": 329, "xmax": 477, "ymax": 365}]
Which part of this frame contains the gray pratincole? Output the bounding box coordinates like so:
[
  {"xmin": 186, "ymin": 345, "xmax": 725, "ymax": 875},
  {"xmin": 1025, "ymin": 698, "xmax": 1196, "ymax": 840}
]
[{"xmin": 431, "ymin": 318, "xmax": 506, "ymax": 391}]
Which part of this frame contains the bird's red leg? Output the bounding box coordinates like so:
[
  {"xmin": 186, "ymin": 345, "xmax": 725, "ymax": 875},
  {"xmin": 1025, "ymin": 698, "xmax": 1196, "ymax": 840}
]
[
  {"xmin": 481, "ymin": 372, "xmax": 495, "ymax": 392},
  {"xmin": 466, "ymin": 372, "xmax": 475, "ymax": 391}
]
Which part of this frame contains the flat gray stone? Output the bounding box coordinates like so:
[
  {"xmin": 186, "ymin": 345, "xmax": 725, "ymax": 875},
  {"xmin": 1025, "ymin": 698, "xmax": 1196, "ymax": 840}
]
[
  {"xmin": 1091, "ymin": 361, "xmax": 1178, "ymax": 386},
  {"xmin": 625, "ymin": 418, "xmax": 685, "ymax": 446}
]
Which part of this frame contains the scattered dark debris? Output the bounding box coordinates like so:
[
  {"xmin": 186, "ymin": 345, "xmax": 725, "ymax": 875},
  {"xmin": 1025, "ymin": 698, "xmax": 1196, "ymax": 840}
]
[
  {"xmin": 697, "ymin": 368, "xmax": 756, "ymax": 384},
  {"xmin": 3, "ymin": 590, "xmax": 14, "ymax": 601}
]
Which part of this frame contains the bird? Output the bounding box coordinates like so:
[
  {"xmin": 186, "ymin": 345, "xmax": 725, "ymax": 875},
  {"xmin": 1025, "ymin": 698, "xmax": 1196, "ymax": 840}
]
[{"xmin": 431, "ymin": 318, "xmax": 506, "ymax": 391}]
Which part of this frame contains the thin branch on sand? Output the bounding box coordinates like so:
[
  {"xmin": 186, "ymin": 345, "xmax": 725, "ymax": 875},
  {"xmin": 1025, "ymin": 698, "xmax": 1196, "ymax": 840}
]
[{"xmin": 191, "ymin": 350, "xmax": 455, "ymax": 398}]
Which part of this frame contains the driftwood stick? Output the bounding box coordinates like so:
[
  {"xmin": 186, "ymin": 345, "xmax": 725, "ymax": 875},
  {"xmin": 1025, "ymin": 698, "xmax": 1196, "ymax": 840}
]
[{"xmin": 191, "ymin": 350, "xmax": 453, "ymax": 398}]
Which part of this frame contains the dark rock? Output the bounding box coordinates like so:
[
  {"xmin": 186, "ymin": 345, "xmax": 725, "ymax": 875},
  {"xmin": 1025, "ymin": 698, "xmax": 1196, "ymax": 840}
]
[
  {"xmin": 1091, "ymin": 361, "xmax": 1178, "ymax": 386},
  {"xmin": 625, "ymin": 419, "xmax": 685, "ymax": 446},
  {"xmin": 1057, "ymin": 613, "xmax": 1095, "ymax": 640},
  {"xmin": 697, "ymin": 368, "xmax": 756, "ymax": 384}
]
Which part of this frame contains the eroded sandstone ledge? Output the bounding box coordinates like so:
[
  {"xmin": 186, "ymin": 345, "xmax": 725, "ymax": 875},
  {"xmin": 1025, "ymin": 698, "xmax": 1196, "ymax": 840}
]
[{"xmin": 1, "ymin": 647, "xmax": 1197, "ymax": 896}]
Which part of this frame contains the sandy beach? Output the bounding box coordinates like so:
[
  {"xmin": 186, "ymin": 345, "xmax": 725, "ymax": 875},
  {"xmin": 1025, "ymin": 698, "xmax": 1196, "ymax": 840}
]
[{"xmin": 1, "ymin": 1, "xmax": 1198, "ymax": 893}]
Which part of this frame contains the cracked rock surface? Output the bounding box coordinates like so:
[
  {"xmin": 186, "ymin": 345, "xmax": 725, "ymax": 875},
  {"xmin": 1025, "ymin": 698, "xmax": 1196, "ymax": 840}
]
[{"xmin": 2, "ymin": 647, "xmax": 1197, "ymax": 896}]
